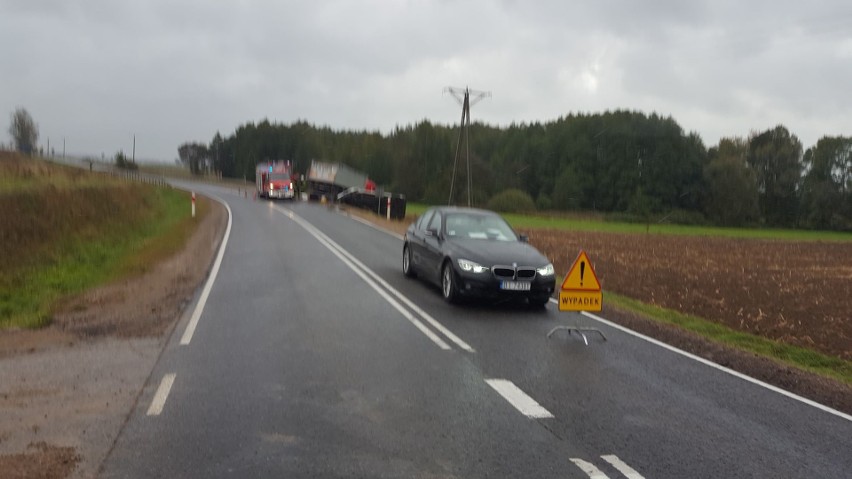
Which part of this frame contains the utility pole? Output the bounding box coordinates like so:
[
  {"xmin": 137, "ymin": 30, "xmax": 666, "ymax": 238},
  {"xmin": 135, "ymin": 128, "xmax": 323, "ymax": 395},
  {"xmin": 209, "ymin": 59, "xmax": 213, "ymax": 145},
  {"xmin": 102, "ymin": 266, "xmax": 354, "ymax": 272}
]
[
  {"xmin": 444, "ymin": 86, "xmax": 490, "ymax": 206},
  {"xmin": 132, "ymin": 134, "xmax": 136, "ymax": 164}
]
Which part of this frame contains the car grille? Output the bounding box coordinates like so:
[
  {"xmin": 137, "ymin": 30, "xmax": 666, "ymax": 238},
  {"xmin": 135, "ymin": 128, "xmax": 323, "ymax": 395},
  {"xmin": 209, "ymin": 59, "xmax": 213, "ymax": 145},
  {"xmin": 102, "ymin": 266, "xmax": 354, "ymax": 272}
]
[{"xmin": 492, "ymin": 265, "xmax": 536, "ymax": 280}]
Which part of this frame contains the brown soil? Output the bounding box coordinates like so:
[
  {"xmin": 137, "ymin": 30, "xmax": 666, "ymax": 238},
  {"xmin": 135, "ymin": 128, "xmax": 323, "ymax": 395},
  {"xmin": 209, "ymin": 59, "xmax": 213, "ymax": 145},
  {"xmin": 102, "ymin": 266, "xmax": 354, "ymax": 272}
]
[
  {"xmin": 0, "ymin": 442, "xmax": 80, "ymax": 479},
  {"xmin": 528, "ymin": 231, "xmax": 852, "ymax": 361},
  {"xmin": 0, "ymin": 193, "xmax": 226, "ymax": 478}
]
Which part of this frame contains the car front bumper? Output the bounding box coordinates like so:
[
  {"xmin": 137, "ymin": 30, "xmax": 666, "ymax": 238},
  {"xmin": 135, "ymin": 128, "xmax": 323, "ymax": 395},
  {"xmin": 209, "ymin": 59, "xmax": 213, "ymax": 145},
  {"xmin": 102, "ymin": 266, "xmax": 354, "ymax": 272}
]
[{"xmin": 455, "ymin": 270, "xmax": 556, "ymax": 300}]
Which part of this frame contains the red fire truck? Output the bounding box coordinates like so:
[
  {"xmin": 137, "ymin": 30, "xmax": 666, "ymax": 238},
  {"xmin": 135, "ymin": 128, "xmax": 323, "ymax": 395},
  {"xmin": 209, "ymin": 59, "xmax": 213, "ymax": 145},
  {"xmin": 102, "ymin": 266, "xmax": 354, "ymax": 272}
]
[{"xmin": 256, "ymin": 161, "xmax": 295, "ymax": 200}]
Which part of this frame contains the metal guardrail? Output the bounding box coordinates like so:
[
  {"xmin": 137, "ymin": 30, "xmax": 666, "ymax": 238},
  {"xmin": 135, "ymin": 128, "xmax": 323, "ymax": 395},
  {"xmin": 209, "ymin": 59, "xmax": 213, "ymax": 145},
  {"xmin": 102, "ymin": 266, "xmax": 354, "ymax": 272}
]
[
  {"xmin": 40, "ymin": 155, "xmax": 170, "ymax": 188},
  {"xmin": 106, "ymin": 168, "xmax": 170, "ymax": 188}
]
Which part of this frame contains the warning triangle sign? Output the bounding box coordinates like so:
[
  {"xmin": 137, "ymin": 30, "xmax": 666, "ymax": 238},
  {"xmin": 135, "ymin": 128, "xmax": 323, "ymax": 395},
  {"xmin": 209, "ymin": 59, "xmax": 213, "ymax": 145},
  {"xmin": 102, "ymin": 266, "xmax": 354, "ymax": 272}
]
[{"xmin": 561, "ymin": 250, "xmax": 601, "ymax": 291}]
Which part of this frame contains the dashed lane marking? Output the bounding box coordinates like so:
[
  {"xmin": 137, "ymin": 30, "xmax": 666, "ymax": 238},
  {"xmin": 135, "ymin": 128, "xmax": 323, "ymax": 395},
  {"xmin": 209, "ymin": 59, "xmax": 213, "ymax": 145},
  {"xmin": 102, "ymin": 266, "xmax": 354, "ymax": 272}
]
[
  {"xmin": 147, "ymin": 373, "xmax": 176, "ymax": 416},
  {"xmin": 570, "ymin": 458, "xmax": 610, "ymax": 478},
  {"xmin": 485, "ymin": 379, "xmax": 554, "ymax": 419},
  {"xmin": 601, "ymin": 455, "xmax": 645, "ymax": 479}
]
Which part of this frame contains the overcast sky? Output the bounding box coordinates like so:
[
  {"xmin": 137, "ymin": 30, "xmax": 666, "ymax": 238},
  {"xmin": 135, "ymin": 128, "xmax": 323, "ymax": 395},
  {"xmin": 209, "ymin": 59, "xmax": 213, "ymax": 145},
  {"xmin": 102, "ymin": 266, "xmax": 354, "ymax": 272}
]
[{"xmin": 2, "ymin": 0, "xmax": 851, "ymax": 162}]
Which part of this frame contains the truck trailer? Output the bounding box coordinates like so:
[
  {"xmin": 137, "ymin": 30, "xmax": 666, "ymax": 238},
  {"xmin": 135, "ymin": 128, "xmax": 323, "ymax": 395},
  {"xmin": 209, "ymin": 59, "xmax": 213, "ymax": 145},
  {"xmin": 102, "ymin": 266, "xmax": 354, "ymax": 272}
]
[
  {"xmin": 306, "ymin": 160, "xmax": 373, "ymax": 201},
  {"xmin": 305, "ymin": 159, "xmax": 406, "ymax": 218}
]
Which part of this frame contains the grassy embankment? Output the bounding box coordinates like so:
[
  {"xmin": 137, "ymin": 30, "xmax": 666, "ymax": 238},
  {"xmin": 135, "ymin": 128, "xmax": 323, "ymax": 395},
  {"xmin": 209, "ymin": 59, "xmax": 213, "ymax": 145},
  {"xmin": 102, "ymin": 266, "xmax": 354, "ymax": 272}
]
[
  {"xmin": 605, "ymin": 293, "xmax": 852, "ymax": 385},
  {"xmin": 404, "ymin": 202, "xmax": 852, "ymax": 384},
  {"xmin": 0, "ymin": 153, "xmax": 205, "ymax": 329}
]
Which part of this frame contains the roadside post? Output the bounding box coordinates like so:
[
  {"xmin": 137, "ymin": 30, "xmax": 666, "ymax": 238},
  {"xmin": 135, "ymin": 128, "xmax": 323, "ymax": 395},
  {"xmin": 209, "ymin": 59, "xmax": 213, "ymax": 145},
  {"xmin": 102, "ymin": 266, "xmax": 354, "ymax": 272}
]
[
  {"xmin": 191, "ymin": 191, "xmax": 196, "ymax": 218},
  {"xmin": 386, "ymin": 196, "xmax": 391, "ymax": 220},
  {"xmin": 548, "ymin": 250, "xmax": 606, "ymax": 345}
]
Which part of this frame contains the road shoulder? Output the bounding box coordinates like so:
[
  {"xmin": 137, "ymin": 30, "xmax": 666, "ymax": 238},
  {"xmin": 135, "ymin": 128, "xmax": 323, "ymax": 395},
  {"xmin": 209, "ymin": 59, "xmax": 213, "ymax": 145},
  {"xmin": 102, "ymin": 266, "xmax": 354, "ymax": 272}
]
[{"xmin": 0, "ymin": 193, "xmax": 227, "ymax": 479}]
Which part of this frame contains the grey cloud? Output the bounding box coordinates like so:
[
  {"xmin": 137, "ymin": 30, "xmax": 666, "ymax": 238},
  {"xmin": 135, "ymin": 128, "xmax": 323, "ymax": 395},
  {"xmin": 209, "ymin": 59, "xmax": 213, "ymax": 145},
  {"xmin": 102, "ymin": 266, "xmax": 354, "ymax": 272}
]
[{"xmin": 1, "ymin": 0, "xmax": 850, "ymax": 160}]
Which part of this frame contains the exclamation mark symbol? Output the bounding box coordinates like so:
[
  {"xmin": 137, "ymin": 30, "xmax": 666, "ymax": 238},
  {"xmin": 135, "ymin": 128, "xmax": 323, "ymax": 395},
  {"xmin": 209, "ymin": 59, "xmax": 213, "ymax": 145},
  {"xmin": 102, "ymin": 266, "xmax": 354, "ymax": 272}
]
[{"xmin": 580, "ymin": 261, "xmax": 585, "ymax": 287}]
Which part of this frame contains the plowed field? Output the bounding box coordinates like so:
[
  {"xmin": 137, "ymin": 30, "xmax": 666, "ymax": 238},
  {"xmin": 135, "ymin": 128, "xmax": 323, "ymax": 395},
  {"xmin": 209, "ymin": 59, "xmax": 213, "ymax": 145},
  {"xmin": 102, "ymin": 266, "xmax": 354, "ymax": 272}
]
[{"xmin": 528, "ymin": 230, "xmax": 852, "ymax": 361}]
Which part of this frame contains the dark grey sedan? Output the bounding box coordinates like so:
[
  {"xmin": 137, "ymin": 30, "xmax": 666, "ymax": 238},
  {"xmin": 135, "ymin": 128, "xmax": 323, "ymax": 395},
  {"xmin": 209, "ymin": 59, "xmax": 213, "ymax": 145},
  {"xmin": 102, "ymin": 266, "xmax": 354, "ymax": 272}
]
[{"xmin": 402, "ymin": 207, "xmax": 556, "ymax": 307}]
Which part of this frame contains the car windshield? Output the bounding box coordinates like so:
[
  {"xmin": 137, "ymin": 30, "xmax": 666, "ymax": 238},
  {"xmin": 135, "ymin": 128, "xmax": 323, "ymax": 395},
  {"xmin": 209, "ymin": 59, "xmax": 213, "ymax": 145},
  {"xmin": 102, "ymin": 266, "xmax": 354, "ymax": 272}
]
[{"xmin": 444, "ymin": 213, "xmax": 517, "ymax": 242}]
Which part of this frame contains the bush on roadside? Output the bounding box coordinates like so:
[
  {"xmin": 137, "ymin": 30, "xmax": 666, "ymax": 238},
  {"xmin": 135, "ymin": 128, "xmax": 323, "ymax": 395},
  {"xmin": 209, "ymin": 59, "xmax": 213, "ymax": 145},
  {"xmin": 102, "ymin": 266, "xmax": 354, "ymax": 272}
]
[
  {"xmin": 487, "ymin": 188, "xmax": 536, "ymax": 213},
  {"xmin": 115, "ymin": 151, "xmax": 138, "ymax": 170}
]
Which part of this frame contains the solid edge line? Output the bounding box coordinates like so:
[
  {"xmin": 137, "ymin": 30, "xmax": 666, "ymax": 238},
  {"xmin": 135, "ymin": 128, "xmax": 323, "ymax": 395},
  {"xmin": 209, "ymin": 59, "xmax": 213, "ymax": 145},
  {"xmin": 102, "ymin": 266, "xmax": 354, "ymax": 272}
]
[
  {"xmin": 338, "ymin": 208, "xmax": 851, "ymax": 423},
  {"xmin": 333, "ymin": 210, "xmax": 476, "ymax": 352},
  {"xmin": 326, "ymin": 230, "xmax": 475, "ymax": 352},
  {"xmin": 560, "ymin": 305, "xmax": 852, "ymax": 422},
  {"xmin": 310, "ymin": 220, "xmax": 452, "ymax": 350},
  {"xmin": 326, "ymin": 210, "xmax": 475, "ymax": 352},
  {"xmin": 347, "ymin": 213, "xmax": 405, "ymax": 240},
  {"xmin": 275, "ymin": 207, "xmax": 451, "ymax": 350},
  {"xmin": 485, "ymin": 379, "xmax": 554, "ymax": 419},
  {"xmin": 146, "ymin": 373, "xmax": 176, "ymax": 416},
  {"xmin": 180, "ymin": 194, "xmax": 233, "ymax": 345},
  {"xmin": 600, "ymin": 455, "xmax": 645, "ymax": 479}
]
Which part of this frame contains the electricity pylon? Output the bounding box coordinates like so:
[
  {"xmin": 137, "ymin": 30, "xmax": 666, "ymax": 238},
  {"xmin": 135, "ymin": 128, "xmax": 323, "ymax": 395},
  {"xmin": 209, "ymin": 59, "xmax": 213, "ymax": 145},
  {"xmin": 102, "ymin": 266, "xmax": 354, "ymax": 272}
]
[{"xmin": 444, "ymin": 86, "xmax": 491, "ymax": 206}]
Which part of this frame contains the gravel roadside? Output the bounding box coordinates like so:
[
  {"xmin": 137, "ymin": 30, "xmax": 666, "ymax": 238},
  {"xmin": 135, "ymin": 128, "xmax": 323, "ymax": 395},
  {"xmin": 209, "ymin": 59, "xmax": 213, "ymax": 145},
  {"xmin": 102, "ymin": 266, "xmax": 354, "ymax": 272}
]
[{"xmin": 0, "ymin": 194, "xmax": 227, "ymax": 479}]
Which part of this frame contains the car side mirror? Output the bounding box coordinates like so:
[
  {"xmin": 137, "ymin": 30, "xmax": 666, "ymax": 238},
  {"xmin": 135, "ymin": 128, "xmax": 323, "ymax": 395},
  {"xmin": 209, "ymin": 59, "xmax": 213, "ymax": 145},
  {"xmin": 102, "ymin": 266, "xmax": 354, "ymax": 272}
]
[
  {"xmin": 518, "ymin": 234, "xmax": 529, "ymax": 243},
  {"xmin": 425, "ymin": 228, "xmax": 439, "ymax": 238}
]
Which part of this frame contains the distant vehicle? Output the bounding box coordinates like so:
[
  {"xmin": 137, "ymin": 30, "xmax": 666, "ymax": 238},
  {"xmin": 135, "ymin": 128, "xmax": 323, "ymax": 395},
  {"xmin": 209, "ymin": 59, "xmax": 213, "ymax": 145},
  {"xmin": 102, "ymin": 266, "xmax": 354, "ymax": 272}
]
[
  {"xmin": 402, "ymin": 206, "xmax": 555, "ymax": 307},
  {"xmin": 304, "ymin": 159, "xmax": 407, "ymax": 218},
  {"xmin": 256, "ymin": 161, "xmax": 295, "ymax": 200},
  {"xmin": 305, "ymin": 160, "xmax": 371, "ymax": 201}
]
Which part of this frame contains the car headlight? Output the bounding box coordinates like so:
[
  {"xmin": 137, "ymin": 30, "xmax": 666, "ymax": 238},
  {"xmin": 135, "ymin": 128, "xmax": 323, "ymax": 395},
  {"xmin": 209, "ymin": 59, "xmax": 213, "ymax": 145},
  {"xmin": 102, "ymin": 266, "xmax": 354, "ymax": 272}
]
[
  {"xmin": 536, "ymin": 263, "xmax": 555, "ymax": 276},
  {"xmin": 458, "ymin": 259, "xmax": 489, "ymax": 274}
]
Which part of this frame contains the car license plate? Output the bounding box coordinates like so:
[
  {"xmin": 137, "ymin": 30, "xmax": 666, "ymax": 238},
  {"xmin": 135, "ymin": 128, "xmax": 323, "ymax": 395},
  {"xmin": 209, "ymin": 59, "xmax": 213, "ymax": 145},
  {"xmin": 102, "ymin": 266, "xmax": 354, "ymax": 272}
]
[{"xmin": 501, "ymin": 281, "xmax": 531, "ymax": 291}]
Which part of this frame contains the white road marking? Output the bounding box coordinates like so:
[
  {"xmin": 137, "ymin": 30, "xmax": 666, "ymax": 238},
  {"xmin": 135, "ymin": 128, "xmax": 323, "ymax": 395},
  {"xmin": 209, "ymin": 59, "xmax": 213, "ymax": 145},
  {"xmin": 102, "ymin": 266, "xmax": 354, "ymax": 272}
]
[
  {"xmin": 576, "ymin": 309, "xmax": 852, "ymax": 423},
  {"xmin": 485, "ymin": 379, "xmax": 554, "ymax": 419},
  {"xmin": 312, "ymin": 221, "xmax": 476, "ymax": 353},
  {"xmin": 275, "ymin": 206, "xmax": 452, "ymax": 350},
  {"xmin": 147, "ymin": 373, "xmax": 176, "ymax": 416},
  {"xmin": 601, "ymin": 455, "xmax": 645, "ymax": 479},
  {"xmin": 180, "ymin": 194, "xmax": 233, "ymax": 345},
  {"xmin": 346, "ymin": 212, "xmax": 405, "ymax": 240},
  {"xmin": 333, "ymin": 210, "xmax": 478, "ymax": 352},
  {"xmin": 325, "ymin": 211, "xmax": 475, "ymax": 352},
  {"xmin": 549, "ymin": 298, "xmax": 852, "ymax": 423},
  {"xmin": 570, "ymin": 458, "xmax": 610, "ymax": 478},
  {"xmin": 342, "ymin": 212, "xmax": 850, "ymax": 423}
]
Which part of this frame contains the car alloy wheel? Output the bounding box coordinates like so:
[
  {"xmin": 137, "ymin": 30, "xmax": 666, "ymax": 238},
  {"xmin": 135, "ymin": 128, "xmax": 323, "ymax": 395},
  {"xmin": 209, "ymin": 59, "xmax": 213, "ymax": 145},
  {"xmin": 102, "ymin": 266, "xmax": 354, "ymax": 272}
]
[
  {"xmin": 442, "ymin": 262, "xmax": 458, "ymax": 303},
  {"xmin": 403, "ymin": 244, "xmax": 416, "ymax": 278}
]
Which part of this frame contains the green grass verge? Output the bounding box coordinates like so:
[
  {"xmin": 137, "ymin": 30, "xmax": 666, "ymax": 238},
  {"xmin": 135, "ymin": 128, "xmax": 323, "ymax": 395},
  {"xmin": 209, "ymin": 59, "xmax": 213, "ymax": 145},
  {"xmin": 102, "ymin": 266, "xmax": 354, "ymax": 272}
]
[
  {"xmin": 605, "ymin": 292, "xmax": 852, "ymax": 385},
  {"xmin": 0, "ymin": 187, "xmax": 198, "ymax": 329},
  {"xmin": 406, "ymin": 202, "xmax": 852, "ymax": 241}
]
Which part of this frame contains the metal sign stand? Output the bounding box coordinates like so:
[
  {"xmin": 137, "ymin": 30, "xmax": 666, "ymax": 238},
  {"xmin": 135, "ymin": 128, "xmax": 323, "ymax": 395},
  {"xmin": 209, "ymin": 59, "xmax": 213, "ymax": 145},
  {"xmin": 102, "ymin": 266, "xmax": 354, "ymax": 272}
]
[{"xmin": 547, "ymin": 325, "xmax": 606, "ymax": 346}]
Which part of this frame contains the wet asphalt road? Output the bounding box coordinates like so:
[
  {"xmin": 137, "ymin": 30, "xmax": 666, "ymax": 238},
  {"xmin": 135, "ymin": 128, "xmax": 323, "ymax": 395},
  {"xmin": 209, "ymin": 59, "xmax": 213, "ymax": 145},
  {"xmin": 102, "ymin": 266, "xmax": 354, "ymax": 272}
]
[{"xmin": 100, "ymin": 183, "xmax": 852, "ymax": 478}]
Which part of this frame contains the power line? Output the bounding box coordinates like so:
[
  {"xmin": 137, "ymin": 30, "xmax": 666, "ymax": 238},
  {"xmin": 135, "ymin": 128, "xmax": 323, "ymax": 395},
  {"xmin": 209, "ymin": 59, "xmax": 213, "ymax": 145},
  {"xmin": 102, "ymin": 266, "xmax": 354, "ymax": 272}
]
[{"xmin": 444, "ymin": 86, "xmax": 491, "ymax": 206}]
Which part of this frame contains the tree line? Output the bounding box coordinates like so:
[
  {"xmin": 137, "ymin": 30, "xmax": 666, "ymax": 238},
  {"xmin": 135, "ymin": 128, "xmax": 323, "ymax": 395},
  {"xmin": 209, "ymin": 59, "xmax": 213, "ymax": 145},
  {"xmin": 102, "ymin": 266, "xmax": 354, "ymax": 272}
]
[{"xmin": 179, "ymin": 111, "xmax": 851, "ymax": 230}]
